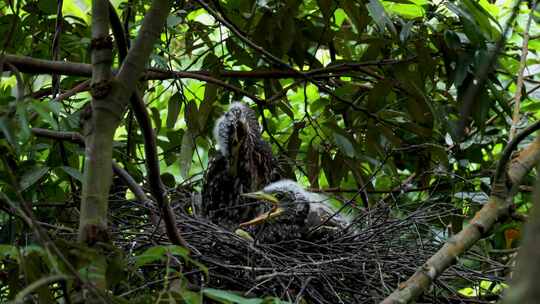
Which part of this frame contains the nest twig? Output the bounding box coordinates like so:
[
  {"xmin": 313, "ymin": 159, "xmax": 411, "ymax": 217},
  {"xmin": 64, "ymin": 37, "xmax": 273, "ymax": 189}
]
[{"xmin": 112, "ymin": 193, "xmax": 506, "ymax": 304}]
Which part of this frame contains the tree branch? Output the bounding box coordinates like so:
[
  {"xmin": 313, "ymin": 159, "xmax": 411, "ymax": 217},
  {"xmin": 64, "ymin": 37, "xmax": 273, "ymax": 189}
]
[
  {"xmin": 381, "ymin": 122, "xmax": 540, "ymax": 304},
  {"xmin": 3, "ymin": 53, "xmax": 410, "ymax": 80},
  {"xmin": 509, "ymin": 2, "xmax": 535, "ymax": 140},
  {"xmin": 30, "ymin": 128, "xmax": 158, "ymax": 223},
  {"xmin": 129, "ymin": 92, "xmax": 189, "ymax": 247},
  {"xmin": 116, "ymin": 0, "xmax": 171, "ymax": 91},
  {"xmin": 90, "ymin": 0, "xmax": 112, "ymax": 84},
  {"xmin": 107, "ymin": 4, "xmax": 188, "ymax": 247},
  {"xmin": 503, "ymin": 162, "xmax": 540, "ymax": 303}
]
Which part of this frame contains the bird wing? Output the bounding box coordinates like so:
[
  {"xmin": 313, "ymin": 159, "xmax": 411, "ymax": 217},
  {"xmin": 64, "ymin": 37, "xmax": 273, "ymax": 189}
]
[
  {"xmin": 201, "ymin": 151, "xmax": 229, "ymax": 217},
  {"xmin": 307, "ymin": 203, "xmax": 351, "ymax": 230}
]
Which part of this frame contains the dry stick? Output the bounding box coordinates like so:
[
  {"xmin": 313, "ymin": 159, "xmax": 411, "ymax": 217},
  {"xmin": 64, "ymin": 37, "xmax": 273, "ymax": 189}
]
[
  {"xmin": 381, "ymin": 121, "xmax": 540, "ymax": 304},
  {"xmin": 2, "ymin": 53, "xmax": 385, "ymax": 108},
  {"xmin": 107, "ymin": 3, "xmax": 181, "ymax": 243},
  {"xmin": 3, "ymin": 53, "xmax": 263, "ymax": 105},
  {"xmin": 3, "ymin": 52, "xmax": 402, "ymax": 117},
  {"xmin": 80, "ymin": 0, "xmax": 176, "ymax": 246},
  {"xmin": 130, "ymin": 92, "xmax": 189, "ymax": 248},
  {"xmin": 78, "ymin": 0, "xmax": 116, "ymax": 246},
  {"xmin": 509, "ymin": 3, "xmax": 536, "ymax": 140},
  {"xmin": 0, "ymin": 0, "xmax": 20, "ymax": 73},
  {"xmin": 51, "ymin": 0, "xmax": 63, "ymax": 96},
  {"xmin": 108, "ymin": 1, "xmax": 128, "ymax": 63},
  {"xmin": 112, "ymin": 161, "xmax": 161, "ymax": 227},
  {"xmin": 111, "ymin": 4, "xmax": 186, "ymax": 247},
  {"xmin": 54, "ymin": 80, "xmax": 90, "ymax": 102},
  {"xmin": 14, "ymin": 274, "xmax": 70, "ymax": 304},
  {"xmin": 151, "ymin": 68, "xmax": 264, "ymax": 104},
  {"xmin": 115, "ymin": 0, "xmax": 170, "ymax": 91},
  {"xmin": 2, "ymin": 53, "xmax": 402, "ymax": 80},
  {"xmin": 503, "ymin": 133, "xmax": 540, "ymax": 303},
  {"xmin": 50, "ymin": 0, "xmax": 78, "ymax": 200}
]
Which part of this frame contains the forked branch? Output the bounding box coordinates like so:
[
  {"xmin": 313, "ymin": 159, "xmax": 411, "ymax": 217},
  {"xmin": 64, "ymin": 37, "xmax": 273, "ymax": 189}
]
[{"xmin": 381, "ymin": 121, "xmax": 540, "ymax": 304}]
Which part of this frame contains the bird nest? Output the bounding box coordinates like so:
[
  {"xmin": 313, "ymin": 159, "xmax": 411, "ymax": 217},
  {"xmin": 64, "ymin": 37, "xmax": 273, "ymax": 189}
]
[{"xmin": 112, "ymin": 193, "xmax": 506, "ymax": 304}]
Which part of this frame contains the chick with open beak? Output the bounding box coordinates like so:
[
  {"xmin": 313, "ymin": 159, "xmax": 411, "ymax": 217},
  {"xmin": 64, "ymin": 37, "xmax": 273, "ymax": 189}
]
[
  {"xmin": 239, "ymin": 180, "xmax": 351, "ymax": 243},
  {"xmin": 201, "ymin": 102, "xmax": 280, "ymax": 230}
]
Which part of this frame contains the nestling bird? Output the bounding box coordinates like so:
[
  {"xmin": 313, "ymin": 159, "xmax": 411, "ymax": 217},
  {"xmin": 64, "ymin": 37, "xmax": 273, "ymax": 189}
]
[
  {"xmin": 239, "ymin": 180, "xmax": 352, "ymax": 243},
  {"xmin": 201, "ymin": 102, "xmax": 280, "ymax": 229}
]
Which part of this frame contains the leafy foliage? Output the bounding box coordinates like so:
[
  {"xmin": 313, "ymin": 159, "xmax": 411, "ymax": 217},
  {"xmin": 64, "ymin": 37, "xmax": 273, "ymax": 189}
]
[{"xmin": 0, "ymin": 0, "xmax": 539, "ymax": 302}]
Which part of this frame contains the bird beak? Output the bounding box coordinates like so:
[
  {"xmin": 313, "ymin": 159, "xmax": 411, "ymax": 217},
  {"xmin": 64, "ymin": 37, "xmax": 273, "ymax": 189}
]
[
  {"xmin": 228, "ymin": 122, "xmax": 247, "ymax": 176},
  {"xmin": 240, "ymin": 191, "xmax": 279, "ymax": 205},
  {"xmin": 238, "ymin": 207, "xmax": 285, "ymax": 227},
  {"xmin": 239, "ymin": 191, "xmax": 283, "ymax": 227}
]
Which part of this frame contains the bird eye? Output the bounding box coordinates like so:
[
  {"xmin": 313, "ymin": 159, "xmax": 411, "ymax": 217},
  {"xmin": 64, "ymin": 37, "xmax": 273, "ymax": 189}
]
[{"xmin": 274, "ymin": 192, "xmax": 284, "ymax": 200}]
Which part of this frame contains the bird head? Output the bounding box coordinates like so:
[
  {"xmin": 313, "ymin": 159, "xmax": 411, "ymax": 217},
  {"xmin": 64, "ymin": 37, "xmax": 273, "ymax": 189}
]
[
  {"xmin": 238, "ymin": 180, "xmax": 324, "ymax": 227},
  {"xmin": 213, "ymin": 102, "xmax": 261, "ymax": 175}
]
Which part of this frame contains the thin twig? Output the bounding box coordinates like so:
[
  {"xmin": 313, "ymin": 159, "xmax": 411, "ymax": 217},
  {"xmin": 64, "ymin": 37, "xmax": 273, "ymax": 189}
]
[{"xmin": 509, "ymin": 2, "xmax": 536, "ymax": 140}]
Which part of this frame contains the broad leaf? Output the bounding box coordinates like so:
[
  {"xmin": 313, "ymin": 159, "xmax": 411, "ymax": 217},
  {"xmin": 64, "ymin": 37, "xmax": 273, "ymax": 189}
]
[
  {"xmin": 202, "ymin": 288, "xmax": 263, "ymax": 304},
  {"xmin": 20, "ymin": 167, "xmax": 49, "ymax": 191},
  {"xmin": 180, "ymin": 130, "xmax": 194, "ymax": 179},
  {"xmin": 166, "ymin": 92, "xmax": 182, "ymax": 129}
]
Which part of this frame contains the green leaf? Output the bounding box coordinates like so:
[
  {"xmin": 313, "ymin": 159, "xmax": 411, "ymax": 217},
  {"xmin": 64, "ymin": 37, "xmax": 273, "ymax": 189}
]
[
  {"xmin": 323, "ymin": 123, "xmax": 357, "ymax": 158},
  {"xmin": 0, "ymin": 244, "xmax": 17, "ymax": 259},
  {"xmin": 151, "ymin": 107, "xmax": 162, "ymax": 132},
  {"xmin": 199, "ymin": 84, "xmax": 218, "ymax": 131},
  {"xmin": 0, "ymin": 116, "xmax": 18, "ymax": 151},
  {"xmin": 203, "ymin": 288, "xmax": 264, "ymax": 304},
  {"xmin": 334, "ymin": 133, "xmax": 355, "ymax": 158},
  {"xmin": 286, "ymin": 125, "xmax": 302, "ymax": 159},
  {"xmin": 37, "ymin": 0, "xmax": 57, "ymax": 15},
  {"xmin": 334, "ymin": 8, "xmax": 347, "ymax": 26},
  {"xmin": 341, "ymin": 2, "xmax": 369, "ymax": 33},
  {"xmin": 321, "ymin": 153, "xmax": 346, "ymax": 187},
  {"xmin": 317, "ymin": 0, "xmax": 334, "ymax": 20},
  {"xmin": 368, "ymin": 80, "xmax": 391, "ymax": 112},
  {"xmin": 19, "ymin": 251, "xmax": 55, "ymax": 303},
  {"xmin": 367, "ymin": 0, "xmax": 396, "ymax": 35},
  {"xmin": 134, "ymin": 246, "xmax": 167, "ymax": 267},
  {"xmin": 226, "ymin": 38, "xmax": 256, "ymax": 66},
  {"xmin": 135, "ymin": 245, "xmax": 207, "ymax": 277},
  {"xmin": 399, "ymin": 20, "xmax": 414, "ymax": 42},
  {"xmin": 385, "ymin": 3, "xmax": 425, "ymax": 18},
  {"xmin": 367, "ymin": 0, "xmax": 386, "ymax": 30},
  {"xmin": 454, "ymin": 55, "xmax": 472, "ymax": 88},
  {"xmin": 202, "ymin": 53, "xmax": 221, "ymax": 72},
  {"xmin": 160, "ymin": 172, "xmax": 176, "ymax": 188},
  {"xmin": 180, "ymin": 130, "xmax": 194, "ymax": 179},
  {"xmin": 277, "ymin": 100, "xmax": 295, "ymax": 119},
  {"xmin": 167, "ymin": 15, "xmax": 183, "ymax": 27},
  {"xmin": 166, "ymin": 92, "xmax": 182, "ymax": 129},
  {"xmin": 106, "ymin": 252, "xmax": 127, "ymax": 289},
  {"xmin": 166, "ymin": 129, "xmax": 184, "ymax": 145},
  {"xmin": 462, "ymin": 0, "xmax": 500, "ymax": 40},
  {"xmin": 31, "ymin": 102, "xmax": 59, "ymax": 130},
  {"xmin": 20, "ymin": 166, "xmax": 49, "ymax": 191},
  {"xmin": 59, "ymin": 166, "xmax": 83, "ymax": 182},
  {"xmin": 16, "ymin": 102, "xmax": 31, "ymax": 143},
  {"xmin": 306, "ymin": 144, "xmax": 320, "ymax": 188},
  {"xmin": 185, "ymin": 100, "xmax": 199, "ymax": 134},
  {"xmin": 182, "ymin": 290, "xmax": 203, "ymax": 304}
]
